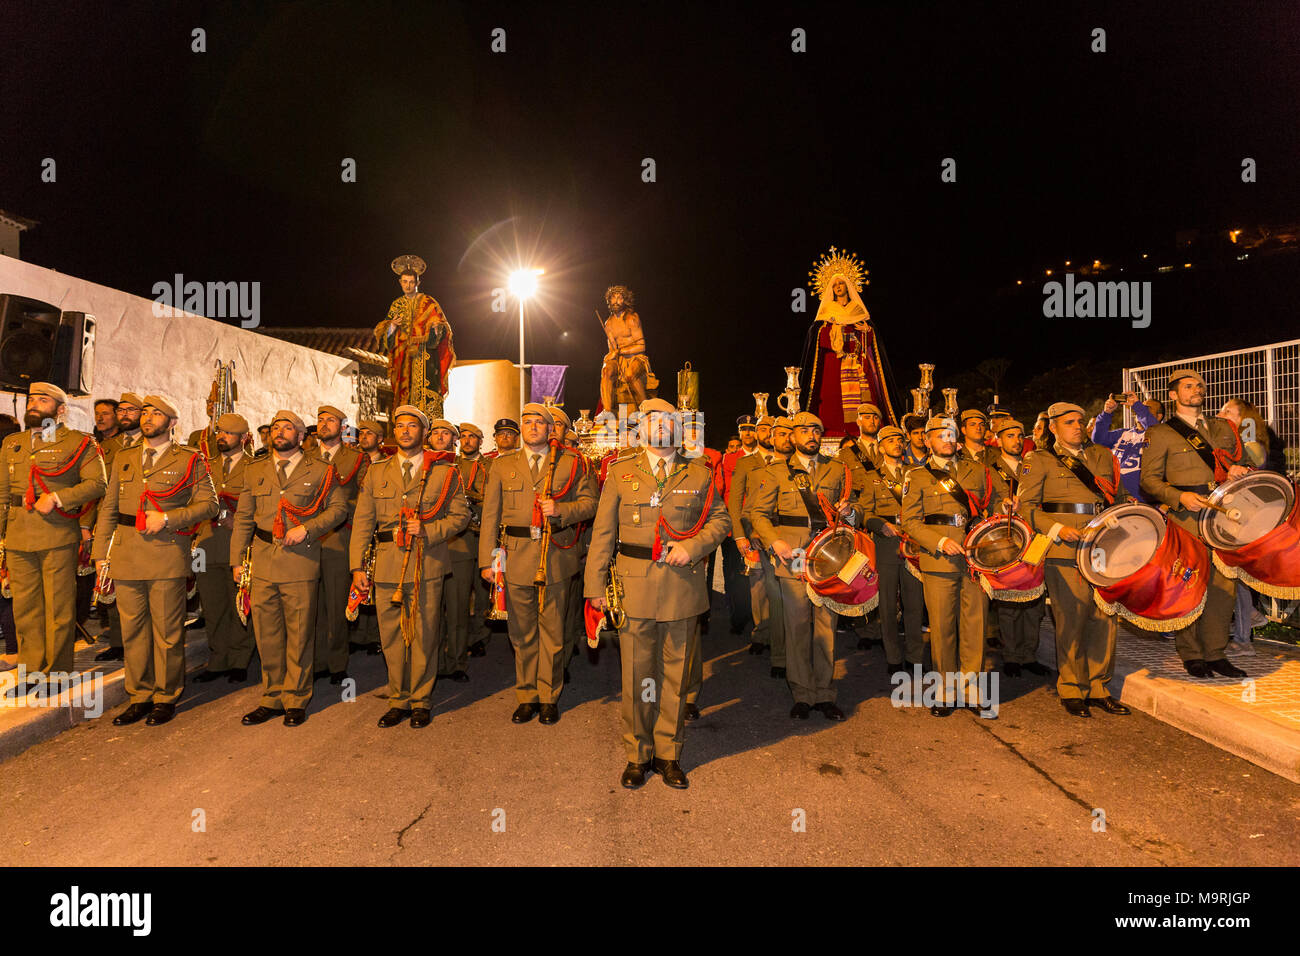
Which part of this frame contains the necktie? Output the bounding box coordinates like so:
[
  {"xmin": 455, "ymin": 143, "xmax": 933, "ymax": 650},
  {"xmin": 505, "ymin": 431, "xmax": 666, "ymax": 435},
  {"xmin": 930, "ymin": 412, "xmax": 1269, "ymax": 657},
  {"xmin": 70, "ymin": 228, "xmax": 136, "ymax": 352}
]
[
  {"xmin": 221, "ymin": 455, "xmax": 230, "ymax": 479},
  {"xmin": 403, "ymin": 460, "xmax": 414, "ymax": 484},
  {"xmin": 530, "ymin": 454, "xmax": 541, "ymax": 483},
  {"xmin": 323, "ymin": 450, "xmax": 332, "ymax": 463},
  {"xmin": 655, "ymin": 458, "xmax": 667, "ymax": 482},
  {"xmin": 1195, "ymin": 416, "xmax": 1210, "ymax": 439},
  {"xmin": 143, "ymin": 448, "xmax": 155, "ymax": 471},
  {"xmin": 277, "ymin": 459, "xmax": 289, "ymax": 487}
]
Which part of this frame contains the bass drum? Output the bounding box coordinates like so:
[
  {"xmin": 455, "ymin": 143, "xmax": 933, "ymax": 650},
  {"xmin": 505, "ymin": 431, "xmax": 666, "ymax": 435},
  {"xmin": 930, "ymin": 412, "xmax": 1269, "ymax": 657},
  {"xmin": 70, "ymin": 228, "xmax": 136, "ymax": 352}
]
[
  {"xmin": 964, "ymin": 514, "xmax": 1045, "ymax": 602},
  {"xmin": 1077, "ymin": 503, "xmax": 1209, "ymax": 631},
  {"xmin": 803, "ymin": 525, "xmax": 879, "ymax": 617},
  {"xmin": 1201, "ymin": 471, "xmax": 1300, "ymax": 599}
]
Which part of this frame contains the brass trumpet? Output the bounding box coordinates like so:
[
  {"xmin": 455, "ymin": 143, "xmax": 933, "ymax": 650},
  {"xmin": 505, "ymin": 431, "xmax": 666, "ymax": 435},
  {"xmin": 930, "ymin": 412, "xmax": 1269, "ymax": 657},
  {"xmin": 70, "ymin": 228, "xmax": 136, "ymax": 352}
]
[{"xmin": 602, "ymin": 566, "xmax": 626, "ymax": 633}]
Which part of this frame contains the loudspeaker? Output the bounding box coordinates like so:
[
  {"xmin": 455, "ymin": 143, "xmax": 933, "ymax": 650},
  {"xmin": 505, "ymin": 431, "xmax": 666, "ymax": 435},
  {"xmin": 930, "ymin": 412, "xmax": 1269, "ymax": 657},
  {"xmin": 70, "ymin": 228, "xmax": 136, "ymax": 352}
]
[{"xmin": 0, "ymin": 294, "xmax": 95, "ymax": 395}]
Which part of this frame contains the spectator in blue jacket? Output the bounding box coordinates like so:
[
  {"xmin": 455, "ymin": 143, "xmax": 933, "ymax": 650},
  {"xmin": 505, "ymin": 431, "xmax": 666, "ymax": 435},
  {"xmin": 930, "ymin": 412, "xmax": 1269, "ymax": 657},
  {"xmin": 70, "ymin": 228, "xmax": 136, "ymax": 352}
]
[{"xmin": 1092, "ymin": 395, "xmax": 1163, "ymax": 501}]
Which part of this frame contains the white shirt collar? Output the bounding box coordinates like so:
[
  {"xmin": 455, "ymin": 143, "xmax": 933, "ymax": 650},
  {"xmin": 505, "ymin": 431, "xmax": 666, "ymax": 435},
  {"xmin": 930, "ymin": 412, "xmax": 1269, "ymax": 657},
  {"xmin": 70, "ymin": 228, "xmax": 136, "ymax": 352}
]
[{"xmin": 273, "ymin": 449, "xmax": 303, "ymax": 472}]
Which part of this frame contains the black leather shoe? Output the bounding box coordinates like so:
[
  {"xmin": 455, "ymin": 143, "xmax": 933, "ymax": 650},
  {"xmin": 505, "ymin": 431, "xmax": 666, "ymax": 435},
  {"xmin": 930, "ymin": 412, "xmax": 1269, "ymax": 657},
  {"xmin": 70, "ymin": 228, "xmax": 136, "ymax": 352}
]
[
  {"xmin": 227, "ymin": 668, "xmax": 248, "ymax": 683},
  {"xmin": 241, "ymin": 705, "xmax": 283, "ymax": 725},
  {"xmin": 450, "ymin": 670, "xmax": 469, "ymax": 683},
  {"xmin": 410, "ymin": 708, "xmax": 432, "ymax": 729},
  {"xmin": 194, "ymin": 668, "xmax": 227, "ymax": 683},
  {"xmin": 1207, "ymin": 658, "xmax": 1247, "ymax": 678},
  {"xmin": 621, "ymin": 762, "xmax": 651, "ymax": 788},
  {"xmin": 329, "ymin": 671, "xmax": 348, "ymax": 685},
  {"xmin": 112, "ymin": 702, "xmax": 151, "ymax": 726},
  {"xmin": 538, "ymin": 703, "xmax": 560, "ymax": 725},
  {"xmin": 1002, "ymin": 661, "xmax": 1022, "ymax": 678},
  {"xmin": 1022, "ymin": 661, "xmax": 1050, "ymax": 676},
  {"xmin": 283, "ymin": 708, "xmax": 307, "ymax": 726},
  {"xmin": 1089, "ymin": 696, "xmax": 1131, "ymax": 715},
  {"xmin": 95, "ymin": 646, "xmax": 125, "ymax": 662},
  {"xmin": 145, "ymin": 703, "xmax": 176, "ymax": 726},
  {"xmin": 748, "ymin": 641, "xmax": 767, "ymax": 655},
  {"xmin": 790, "ymin": 702, "xmax": 812, "ymax": 719},
  {"xmin": 365, "ymin": 642, "xmax": 382, "ymax": 656},
  {"xmin": 1183, "ymin": 659, "xmax": 1214, "ymax": 678},
  {"xmin": 1062, "ymin": 698, "xmax": 1091, "ymax": 718},
  {"xmin": 378, "ymin": 707, "xmax": 411, "ymax": 728},
  {"xmin": 184, "ymin": 616, "xmax": 205, "ymax": 630},
  {"xmin": 929, "ymin": 704, "xmax": 955, "ymax": 717},
  {"xmin": 468, "ymin": 640, "xmax": 487, "ymax": 658},
  {"xmin": 770, "ymin": 666, "xmax": 786, "ymax": 679},
  {"xmin": 816, "ymin": 702, "xmax": 846, "ymax": 721},
  {"xmin": 512, "ymin": 703, "xmax": 539, "ymax": 723},
  {"xmin": 348, "ymin": 641, "xmax": 366, "ymax": 654},
  {"xmin": 653, "ymin": 758, "xmax": 689, "ymax": 789},
  {"xmin": 684, "ymin": 703, "xmax": 700, "ymax": 721}
]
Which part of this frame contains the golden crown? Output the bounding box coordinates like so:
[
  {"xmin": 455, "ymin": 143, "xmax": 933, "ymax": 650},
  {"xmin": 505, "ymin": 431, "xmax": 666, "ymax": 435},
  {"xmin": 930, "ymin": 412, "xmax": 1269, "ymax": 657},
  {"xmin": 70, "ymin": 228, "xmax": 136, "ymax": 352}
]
[{"xmin": 807, "ymin": 246, "xmax": 869, "ymax": 297}]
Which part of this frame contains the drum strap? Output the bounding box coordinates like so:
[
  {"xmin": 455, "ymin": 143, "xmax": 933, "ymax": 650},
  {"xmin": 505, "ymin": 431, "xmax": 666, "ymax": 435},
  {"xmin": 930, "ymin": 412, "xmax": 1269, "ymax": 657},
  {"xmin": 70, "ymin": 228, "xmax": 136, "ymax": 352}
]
[
  {"xmin": 1165, "ymin": 416, "xmax": 1218, "ymax": 473},
  {"xmin": 925, "ymin": 465, "xmax": 975, "ymax": 518},
  {"xmin": 1049, "ymin": 448, "xmax": 1113, "ymax": 505},
  {"xmin": 786, "ymin": 460, "xmax": 829, "ymax": 534},
  {"xmin": 990, "ymin": 458, "xmax": 1018, "ymax": 497}
]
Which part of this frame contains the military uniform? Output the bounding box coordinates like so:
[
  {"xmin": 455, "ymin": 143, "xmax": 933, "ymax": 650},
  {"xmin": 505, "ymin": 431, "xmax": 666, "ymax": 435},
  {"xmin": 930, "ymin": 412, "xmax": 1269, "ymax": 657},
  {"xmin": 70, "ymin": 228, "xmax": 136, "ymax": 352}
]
[
  {"xmin": 982, "ymin": 443, "xmax": 1047, "ymax": 669},
  {"xmin": 441, "ymin": 449, "xmax": 489, "ymax": 675},
  {"xmin": 92, "ymin": 421, "xmax": 142, "ymax": 653},
  {"xmin": 901, "ymin": 440, "xmax": 1007, "ymax": 708},
  {"xmin": 92, "ymin": 431, "xmax": 217, "ymax": 707},
  {"xmin": 585, "ymin": 448, "xmax": 730, "ymax": 773},
  {"xmin": 350, "ymin": 449, "xmax": 469, "ymax": 713},
  {"xmin": 859, "ymin": 454, "xmax": 925, "ymax": 668},
  {"xmin": 229, "ymin": 433, "xmax": 347, "ymax": 715},
  {"xmin": 194, "ymin": 434, "xmax": 254, "ymax": 674},
  {"xmin": 729, "ymin": 448, "xmax": 786, "ymax": 664},
  {"xmin": 1017, "ymin": 436, "xmax": 1127, "ymax": 701},
  {"xmin": 313, "ymin": 439, "xmax": 369, "ymax": 676},
  {"xmin": 477, "ymin": 439, "xmax": 597, "ymax": 709},
  {"xmin": 748, "ymin": 434, "xmax": 855, "ymax": 709},
  {"xmin": 0, "ymin": 413, "xmax": 106, "ymax": 677}
]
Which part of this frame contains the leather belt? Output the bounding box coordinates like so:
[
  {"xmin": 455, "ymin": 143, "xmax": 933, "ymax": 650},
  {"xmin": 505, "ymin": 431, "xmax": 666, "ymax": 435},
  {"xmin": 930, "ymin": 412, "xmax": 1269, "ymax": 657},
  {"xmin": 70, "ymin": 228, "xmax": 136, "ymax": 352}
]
[
  {"xmin": 504, "ymin": 525, "xmax": 535, "ymax": 538},
  {"xmin": 254, "ymin": 527, "xmax": 273, "ymax": 543},
  {"xmin": 618, "ymin": 542, "xmax": 655, "ymax": 560},
  {"xmin": 1041, "ymin": 502, "xmax": 1102, "ymax": 514},
  {"xmin": 10, "ymin": 494, "xmax": 25, "ymax": 506},
  {"xmin": 117, "ymin": 512, "xmax": 138, "ymax": 526},
  {"xmin": 375, "ymin": 530, "xmax": 395, "ymax": 543},
  {"xmin": 774, "ymin": 514, "xmax": 808, "ymax": 527},
  {"xmin": 1173, "ymin": 484, "xmax": 1213, "ymax": 495},
  {"xmin": 924, "ymin": 513, "xmax": 968, "ymax": 527}
]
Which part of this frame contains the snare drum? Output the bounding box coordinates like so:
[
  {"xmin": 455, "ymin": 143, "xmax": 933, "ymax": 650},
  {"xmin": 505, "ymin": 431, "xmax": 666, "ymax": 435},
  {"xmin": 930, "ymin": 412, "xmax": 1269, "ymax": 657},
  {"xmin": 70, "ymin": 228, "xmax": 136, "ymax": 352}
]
[
  {"xmin": 963, "ymin": 514, "xmax": 1045, "ymax": 602},
  {"xmin": 1202, "ymin": 471, "xmax": 1300, "ymax": 598},
  {"xmin": 1076, "ymin": 503, "xmax": 1209, "ymax": 630},
  {"xmin": 803, "ymin": 525, "xmax": 879, "ymax": 616}
]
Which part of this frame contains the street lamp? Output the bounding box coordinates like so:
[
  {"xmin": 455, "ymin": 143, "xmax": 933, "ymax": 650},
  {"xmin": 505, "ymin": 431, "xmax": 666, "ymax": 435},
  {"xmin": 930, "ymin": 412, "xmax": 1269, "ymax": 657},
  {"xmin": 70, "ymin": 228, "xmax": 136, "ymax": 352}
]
[{"xmin": 508, "ymin": 268, "xmax": 544, "ymax": 408}]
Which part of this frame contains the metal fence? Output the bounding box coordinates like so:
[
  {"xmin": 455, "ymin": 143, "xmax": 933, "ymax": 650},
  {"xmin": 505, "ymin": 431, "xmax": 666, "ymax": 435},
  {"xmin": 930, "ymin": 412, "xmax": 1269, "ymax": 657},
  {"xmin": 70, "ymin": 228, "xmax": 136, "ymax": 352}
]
[{"xmin": 1123, "ymin": 338, "xmax": 1300, "ymax": 478}]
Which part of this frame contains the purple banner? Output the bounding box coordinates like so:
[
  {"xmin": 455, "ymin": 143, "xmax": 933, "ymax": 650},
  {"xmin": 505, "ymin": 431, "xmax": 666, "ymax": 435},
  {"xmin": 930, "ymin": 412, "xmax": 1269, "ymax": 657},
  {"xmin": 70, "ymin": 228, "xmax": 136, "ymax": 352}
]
[{"xmin": 530, "ymin": 364, "xmax": 567, "ymax": 405}]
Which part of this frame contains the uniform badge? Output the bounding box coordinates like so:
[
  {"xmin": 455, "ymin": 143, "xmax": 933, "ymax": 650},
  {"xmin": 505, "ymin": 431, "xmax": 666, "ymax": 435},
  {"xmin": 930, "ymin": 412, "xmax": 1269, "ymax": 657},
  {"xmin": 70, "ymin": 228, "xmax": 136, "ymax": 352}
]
[
  {"xmin": 649, "ymin": 491, "xmax": 660, "ymax": 507},
  {"xmin": 632, "ymin": 481, "xmax": 640, "ymax": 492}
]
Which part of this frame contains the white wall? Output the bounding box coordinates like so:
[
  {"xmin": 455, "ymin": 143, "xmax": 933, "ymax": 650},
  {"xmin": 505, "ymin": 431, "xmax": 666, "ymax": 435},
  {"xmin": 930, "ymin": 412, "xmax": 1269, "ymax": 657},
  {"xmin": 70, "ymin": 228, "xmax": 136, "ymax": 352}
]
[
  {"xmin": 0, "ymin": 257, "xmax": 357, "ymax": 436},
  {"xmin": 444, "ymin": 359, "xmax": 524, "ymax": 452}
]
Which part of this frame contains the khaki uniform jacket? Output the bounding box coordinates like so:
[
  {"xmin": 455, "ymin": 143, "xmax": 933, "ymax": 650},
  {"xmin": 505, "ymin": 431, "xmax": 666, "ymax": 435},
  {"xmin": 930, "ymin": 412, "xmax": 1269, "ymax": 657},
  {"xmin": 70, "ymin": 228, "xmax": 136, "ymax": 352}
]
[
  {"xmin": 448, "ymin": 453, "xmax": 489, "ymax": 562},
  {"xmin": 92, "ymin": 441, "xmax": 218, "ymax": 579},
  {"xmin": 836, "ymin": 437, "xmax": 883, "ymax": 496},
  {"xmin": 349, "ymin": 453, "xmax": 470, "ymax": 582},
  {"xmin": 228, "ymin": 453, "xmax": 348, "ymax": 582},
  {"xmin": 315, "ymin": 444, "xmax": 369, "ymax": 551},
  {"xmin": 1, "ymin": 425, "xmax": 107, "ymax": 551},
  {"xmin": 583, "ymin": 451, "xmax": 730, "ymax": 620},
  {"xmin": 1140, "ymin": 416, "xmax": 1237, "ymax": 535},
  {"xmin": 726, "ymin": 450, "xmax": 772, "ymax": 540},
  {"xmin": 194, "ymin": 449, "xmax": 252, "ymax": 568},
  {"xmin": 476, "ymin": 446, "xmax": 598, "ymax": 585},
  {"xmin": 900, "ymin": 457, "xmax": 1007, "ymax": 574},
  {"xmin": 1017, "ymin": 443, "xmax": 1129, "ymax": 561},
  {"xmin": 748, "ymin": 454, "xmax": 856, "ymax": 580},
  {"xmin": 981, "ymin": 447, "xmax": 1024, "ymax": 498},
  {"xmin": 859, "ymin": 459, "xmax": 909, "ymax": 532}
]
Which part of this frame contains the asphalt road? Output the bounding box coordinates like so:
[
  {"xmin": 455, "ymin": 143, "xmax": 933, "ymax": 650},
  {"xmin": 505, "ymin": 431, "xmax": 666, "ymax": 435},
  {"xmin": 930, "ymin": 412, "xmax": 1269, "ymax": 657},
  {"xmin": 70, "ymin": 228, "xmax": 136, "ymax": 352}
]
[{"xmin": 4, "ymin": 599, "xmax": 1299, "ymax": 867}]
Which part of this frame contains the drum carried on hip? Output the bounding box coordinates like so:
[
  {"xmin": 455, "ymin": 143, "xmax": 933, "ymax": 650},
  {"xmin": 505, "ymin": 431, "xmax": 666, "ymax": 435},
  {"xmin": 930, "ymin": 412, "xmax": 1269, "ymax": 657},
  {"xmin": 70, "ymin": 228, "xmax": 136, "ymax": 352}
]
[
  {"xmin": 803, "ymin": 525, "xmax": 879, "ymax": 616},
  {"xmin": 1076, "ymin": 503, "xmax": 1209, "ymax": 631},
  {"xmin": 963, "ymin": 514, "xmax": 1045, "ymax": 602},
  {"xmin": 1201, "ymin": 471, "xmax": 1300, "ymax": 599}
]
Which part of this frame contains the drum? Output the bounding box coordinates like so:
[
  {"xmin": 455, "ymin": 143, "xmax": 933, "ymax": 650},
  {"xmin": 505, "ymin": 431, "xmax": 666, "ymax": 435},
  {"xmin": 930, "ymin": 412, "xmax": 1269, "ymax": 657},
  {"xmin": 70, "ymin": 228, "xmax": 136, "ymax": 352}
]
[
  {"xmin": 1076, "ymin": 503, "xmax": 1209, "ymax": 630},
  {"xmin": 963, "ymin": 515, "xmax": 1045, "ymax": 602},
  {"xmin": 1201, "ymin": 471, "xmax": 1300, "ymax": 598},
  {"xmin": 803, "ymin": 525, "xmax": 879, "ymax": 616}
]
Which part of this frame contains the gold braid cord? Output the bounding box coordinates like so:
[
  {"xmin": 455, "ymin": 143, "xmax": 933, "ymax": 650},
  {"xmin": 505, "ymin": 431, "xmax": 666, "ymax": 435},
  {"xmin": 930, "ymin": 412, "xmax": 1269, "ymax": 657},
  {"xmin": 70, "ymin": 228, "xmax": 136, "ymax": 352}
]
[
  {"xmin": 1213, "ymin": 552, "xmax": 1300, "ymax": 600},
  {"xmin": 806, "ymin": 584, "xmax": 879, "ymax": 617},
  {"xmin": 1093, "ymin": 588, "xmax": 1208, "ymax": 633},
  {"xmin": 977, "ymin": 577, "xmax": 1046, "ymax": 603}
]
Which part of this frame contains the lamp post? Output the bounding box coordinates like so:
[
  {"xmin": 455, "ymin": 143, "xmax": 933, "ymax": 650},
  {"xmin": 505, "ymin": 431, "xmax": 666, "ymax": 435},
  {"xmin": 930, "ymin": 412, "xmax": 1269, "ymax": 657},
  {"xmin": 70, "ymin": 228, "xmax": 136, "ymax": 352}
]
[{"xmin": 507, "ymin": 268, "xmax": 544, "ymax": 408}]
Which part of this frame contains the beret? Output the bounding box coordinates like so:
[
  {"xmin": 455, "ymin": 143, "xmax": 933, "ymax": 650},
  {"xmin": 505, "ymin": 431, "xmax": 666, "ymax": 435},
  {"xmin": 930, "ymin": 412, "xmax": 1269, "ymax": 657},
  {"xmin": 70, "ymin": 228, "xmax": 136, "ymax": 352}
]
[
  {"xmin": 392, "ymin": 405, "xmax": 429, "ymax": 430},
  {"xmin": 429, "ymin": 418, "xmax": 459, "ymax": 436},
  {"xmin": 272, "ymin": 409, "xmax": 306, "ymax": 431},
  {"xmin": 358, "ymin": 420, "xmax": 385, "ymax": 438},
  {"xmin": 960, "ymin": 408, "xmax": 988, "ymax": 424},
  {"xmin": 856, "ymin": 402, "xmax": 882, "ymax": 417},
  {"xmin": 520, "ymin": 403, "xmax": 554, "ymax": 427},
  {"xmin": 994, "ymin": 418, "xmax": 1025, "ymax": 435},
  {"xmin": 876, "ymin": 425, "xmax": 905, "ymax": 442},
  {"xmin": 29, "ymin": 382, "xmax": 69, "ymax": 404},
  {"xmin": 458, "ymin": 422, "xmax": 483, "ymax": 439},
  {"xmin": 1167, "ymin": 368, "xmax": 1206, "ymax": 389},
  {"xmin": 1046, "ymin": 402, "xmax": 1085, "ymax": 420},
  {"xmin": 215, "ymin": 412, "xmax": 250, "ymax": 434},
  {"xmin": 791, "ymin": 411, "xmax": 824, "ymax": 431},
  {"xmin": 143, "ymin": 394, "xmax": 179, "ymax": 420},
  {"xmin": 317, "ymin": 405, "xmax": 347, "ymax": 422},
  {"xmin": 926, "ymin": 416, "xmax": 958, "ymax": 433},
  {"xmin": 118, "ymin": 392, "xmax": 144, "ymax": 408},
  {"xmin": 638, "ymin": 398, "xmax": 676, "ymax": 416}
]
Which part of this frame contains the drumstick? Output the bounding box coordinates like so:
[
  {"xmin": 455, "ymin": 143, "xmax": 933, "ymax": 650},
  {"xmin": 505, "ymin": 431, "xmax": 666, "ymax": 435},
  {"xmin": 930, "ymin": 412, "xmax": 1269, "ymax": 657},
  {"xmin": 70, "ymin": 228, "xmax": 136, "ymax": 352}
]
[{"xmin": 1195, "ymin": 496, "xmax": 1242, "ymax": 522}]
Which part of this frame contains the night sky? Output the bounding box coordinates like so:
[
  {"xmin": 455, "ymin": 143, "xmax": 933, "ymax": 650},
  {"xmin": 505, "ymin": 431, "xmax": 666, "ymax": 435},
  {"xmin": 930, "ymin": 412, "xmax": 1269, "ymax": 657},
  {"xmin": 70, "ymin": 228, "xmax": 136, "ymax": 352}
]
[{"xmin": 4, "ymin": 1, "xmax": 1298, "ymax": 433}]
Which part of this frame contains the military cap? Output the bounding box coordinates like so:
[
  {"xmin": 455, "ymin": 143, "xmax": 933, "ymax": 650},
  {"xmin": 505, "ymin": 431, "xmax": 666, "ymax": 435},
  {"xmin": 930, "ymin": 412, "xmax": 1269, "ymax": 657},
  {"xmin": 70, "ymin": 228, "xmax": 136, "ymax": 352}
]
[
  {"xmin": 772, "ymin": 416, "xmax": 795, "ymax": 430},
  {"xmin": 548, "ymin": 407, "xmax": 572, "ymax": 431},
  {"xmin": 429, "ymin": 418, "xmax": 458, "ymax": 437},
  {"xmin": 791, "ymin": 411, "xmax": 824, "ymax": 432},
  {"xmin": 926, "ymin": 416, "xmax": 958, "ymax": 433},
  {"xmin": 520, "ymin": 402, "xmax": 555, "ymax": 427},
  {"xmin": 493, "ymin": 418, "xmax": 520, "ymax": 435},
  {"xmin": 458, "ymin": 422, "xmax": 483, "ymax": 439},
  {"xmin": 358, "ymin": 420, "xmax": 385, "ymax": 439},
  {"xmin": 960, "ymin": 408, "xmax": 988, "ymax": 424},
  {"xmin": 28, "ymin": 382, "xmax": 68, "ymax": 405},
  {"xmin": 215, "ymin": 412, "xmax": 250, "ymax": 434},
  {"xmin": 317, "ymin": 404, "xmax": 347, "ymax": 422},
  {"xmin": 564, "ymin": 429, "xmax": 578, "ymax": 443},
  {"xmin": 757, "ymin": 415, "xmax": 776, "ymax": 427},
  {"xmin": 638, "ymin": 398, "xmax": 676, "ymax": 416},
  {"xmin": 143, "ymin": 394, "xmax": 179, "ymax": 420},
  {"xmin": 987, "ymin": 404, "xmax": 1011, "ymax": 418},
  {"xmin": 877, "ymin": 425, "xmax": 906, "ymax": 443},
  {"xmin": 118, "ymin": 392, "xmax": 144, "ymax": 408},
  {"xmin": 856, "ymin": 402, "xmax": 882, "ymax": 417},
  {"xmin": 1167, "ymin": 368, "xmax": 1206, "ymax": 389},
  {"xmin": 392, "ymin": 404, "xmax": 429, "ymax": 430},
  {"xmin": 736, "ymin": 415, "xmax": 757, "ymax": 429},
  {"xmin": 1045, "ymin": 402, "xmax": 1085, "ymax": 420},
  {"xmin": 994, "ymin": 418, "xmax": 1025, "ymax": 435},
  {"xmin": 272, "ymin": 409, "xmax": 306, "ymax": 431}
]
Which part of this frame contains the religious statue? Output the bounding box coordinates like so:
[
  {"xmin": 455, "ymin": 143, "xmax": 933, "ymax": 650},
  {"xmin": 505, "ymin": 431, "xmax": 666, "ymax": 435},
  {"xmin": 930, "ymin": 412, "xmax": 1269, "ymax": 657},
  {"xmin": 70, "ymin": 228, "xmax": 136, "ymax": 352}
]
[
  {"xmin": 374, "ymin": 254, "xmax": 456, "ymax": 420},
  {"xmin": 599, "ymin": 285, "xmax": 656, "ymax": 412},
  {"xmin": 797, "ymin": 246, "xmax": 900, "ymax": 437}
]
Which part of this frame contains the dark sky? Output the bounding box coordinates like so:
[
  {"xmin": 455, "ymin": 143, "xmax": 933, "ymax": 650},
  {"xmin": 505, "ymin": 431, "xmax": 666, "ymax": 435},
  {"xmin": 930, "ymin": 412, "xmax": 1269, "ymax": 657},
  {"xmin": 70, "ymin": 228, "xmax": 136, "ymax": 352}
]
[{"xmin": 3, "ymin": 0, "xmax": 1298, "ymax": 431}]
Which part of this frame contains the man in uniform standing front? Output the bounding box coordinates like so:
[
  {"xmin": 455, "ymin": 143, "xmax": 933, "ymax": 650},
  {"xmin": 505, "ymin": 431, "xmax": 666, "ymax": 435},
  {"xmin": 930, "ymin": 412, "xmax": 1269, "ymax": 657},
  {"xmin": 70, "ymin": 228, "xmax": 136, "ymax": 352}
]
[
  {"xmin": 729, "ymin": 415, "xmax": 786, "ymax": 670},
  {"xmin": 586, "ymin": 399, "xmax": 730, "ymax": 788},
  {"xmin": 93, "ymin": 392, "xmax": 144, "ymax": 662},
  {"xmin": 93, "ymin": 396, "xmax": 217, "ymax": 725},
  {"xmin": 0, "ymin": 383, "xmax": 106, "ymax": 695},
  {"xmin": 230, "ymin": 410, "xmax": 347, "ymax": 727},
  {"xmin": 478, "ymin": 404, "xmax": 597, "ymax": 724},
  {"xmin": 441, "ymin": 421, "xmax": 489, "ymax": 675},
  {"xmin": 1018, "ymin": 402, "xmax": 1131, "ymax": 716}
]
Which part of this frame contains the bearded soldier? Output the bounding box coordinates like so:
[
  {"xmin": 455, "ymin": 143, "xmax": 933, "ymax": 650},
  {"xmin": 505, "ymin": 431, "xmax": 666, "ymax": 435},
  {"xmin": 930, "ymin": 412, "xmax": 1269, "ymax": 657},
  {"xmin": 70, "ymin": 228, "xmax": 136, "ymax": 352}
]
[
  {"xmin": 93, "ymin": 392, "xmax": 144, "ymax": 662},
  {"xmin": 729, "ymin": 415, "xmax": 786, "ymax": 673},
  {"xmin": 442, "ymin": 422, "xmax": 489, "ymax": 676},
  {"xmin": 585, "ymin": 399, "xmax": 730, "ymax": 789},
  {"xmin": 0, "ymin": 383, "xmax": 106, "ymax": 695}
]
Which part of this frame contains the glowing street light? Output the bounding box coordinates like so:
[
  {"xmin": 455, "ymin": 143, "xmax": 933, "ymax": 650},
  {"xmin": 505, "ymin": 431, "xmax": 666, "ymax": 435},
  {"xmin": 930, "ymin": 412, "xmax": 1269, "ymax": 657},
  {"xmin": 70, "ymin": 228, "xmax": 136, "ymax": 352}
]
[{"xmin": 508, "ymin": 268, "xmax": 544, "ymax": 407}]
